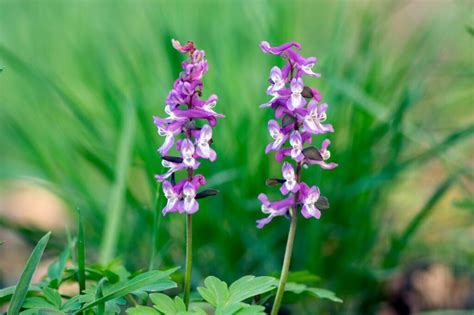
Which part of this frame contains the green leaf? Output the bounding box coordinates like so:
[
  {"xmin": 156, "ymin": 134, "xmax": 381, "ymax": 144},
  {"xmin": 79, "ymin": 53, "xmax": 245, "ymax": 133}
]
[
  {"xmin": 21, "ymin": 308, "xmax": 65, "ymax": 315},
  {"xmin": 286, "ymin": 271, "xmax": 320, "ymax": 284},
  {"xmin": 0, "ymin": 285, "xmax": 41, "ymax": 301},
  {"xmin": 215, "ymin": 303, "xmax": 242, "ymax": 315},
  {"xmin": 61, "ymin": 295, "xmax": 82, "ymax": 312},
  {"xmin": 126, "ymin": 305, "xmax": 161, "ymax": 315},
  {"xmin": 95, "ymin": 278, "xmax": 107, "ymax": 315},
  {"xmin": 173, "ymin": 296, "xmax": 186, "ymax": 312},
  {"xmin": 284, "ymin": 282, "xmax": 307, "ymax": 294},
  {"xmin": 149, "ymin": 293, "xmax": 204, "ymax": 315},
  {"xmin": 78, "ymin": 268, "xmax": 179, "ymax": 312},
  {"xmin": 7, "ymin": 232, "xmax": 51, "ymax": 315},
  {"xmin": 47, "ymin": 246, "xmax": 70, "ymax": 288},
  {"xmin": 235, "ymin": 305, "xmax": 266, "ymax": 315},
  {"xmin": 196, "ymin": 276, "xmax": 229, "ymax": 307},
  {"xmin": 133, "ymin": 279, "xmax": 177, "ymax": 294},
  {"xmin": 305, "ymin": 287, "xmax": 343, "ymax": 303},
  {"xmin": 43, "ymin": 287, "xmax": 62, "ymax": 308},
  {"xmin": 150, "ymin": 293, "xmax": 176, "ymax": 314},
  {"xmin": 22, "ymin": 296, "xmax": 56, "ymax": 309},
  {"xmin": 228, "ymin": 276, "xmax": 276, "ymax": 304}
]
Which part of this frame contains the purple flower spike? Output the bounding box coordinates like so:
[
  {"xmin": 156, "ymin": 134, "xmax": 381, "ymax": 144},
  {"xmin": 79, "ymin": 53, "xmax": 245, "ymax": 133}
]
[
  {"xmin": 155, "ymin": 39, "xmax": 222, "ymax": 216},
  {"xmin": 257, "ymin": 41, "xmax": 336, "ymax": 226}
]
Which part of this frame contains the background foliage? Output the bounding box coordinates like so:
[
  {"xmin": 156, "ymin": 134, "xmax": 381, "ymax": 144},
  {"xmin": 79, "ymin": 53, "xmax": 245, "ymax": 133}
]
[{"xmin": 1, "ymin": 0, "xmax": 473, "ymax": 314}]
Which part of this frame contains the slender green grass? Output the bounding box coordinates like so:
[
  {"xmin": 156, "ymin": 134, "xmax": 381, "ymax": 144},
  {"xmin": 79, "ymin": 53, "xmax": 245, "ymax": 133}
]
[
  {"xmin": 77, "ymin": 212, "xmax": 86, "ymax": 295},
  {"xmin": 7, "ymin": 232, "xmax": 51, "ymax": 315},
  {"xmin": 149, "ymin": 182, "xmax": 163, "ymax": 271},
  {"xmin": 99, "ymin": 102, "xmax": 137, "ymax": 264}
]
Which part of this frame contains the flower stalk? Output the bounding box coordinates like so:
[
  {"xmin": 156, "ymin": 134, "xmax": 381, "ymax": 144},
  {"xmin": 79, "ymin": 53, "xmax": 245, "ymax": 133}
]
[
  {"xmin": 271, "ymin": 206, "xmax": 297, "ymax": 315},
  {"xmin": 184, "ymin": 213, "xmax": 193, "ymax": 308}
]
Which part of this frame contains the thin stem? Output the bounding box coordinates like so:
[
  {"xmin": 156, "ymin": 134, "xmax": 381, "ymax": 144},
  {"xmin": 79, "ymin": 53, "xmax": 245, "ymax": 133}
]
[
  {"xmin": 183, "ymin": 213, "xmax": 193, "ymax": 309},
  {"xmin": 270, "ymin": 208, "xmax": 298, "ymax": 315},
  {"xmin": 182, "ymin": 124, "xmax": 194, "ymax": 310},
  {"xmin": 271, "ymin": 161, "xmax": 301, "ymax": 315}
]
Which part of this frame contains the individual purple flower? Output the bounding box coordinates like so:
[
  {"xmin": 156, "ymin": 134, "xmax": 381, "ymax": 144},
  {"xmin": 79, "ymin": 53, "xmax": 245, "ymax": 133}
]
[
  {"xmin": 287, "ymin": 78, "xmax": 305, "ymax": 111},
  {"xmin": 267, "ymin": 66, "xmax": 286, "ymax": 95},
  {"xmin": 258, "ymin": 41, "xmax": 336, "ymax": 226},
  {"xmin": 280, "ymin": 162, "xmax": 299, "ymax": 195},
  {"xmin": 301, "ymin": 100, "xmax": 334, "ymax": 134},
  {"xmin": 299, "ymin": 183, "xmax": 322, "ymax": 219},
  {"xmin": 265, "ymin": 120, "xmax": 289, "ymax": 153},
  {"xmin": 195, "ymin": 124, "xmax": 216, "ymax": 161},
  {"xmin": 289, "ymin": 131, "xmax": 304, "ymax": 162},
  {"xmin": 171, "ymin": 39, "xmax": 195, "ymax": 53},
  {"xmin": 162, "ymin": 180, "xmax": 181, "ymax": 215},
  {"xmin": 155, "ymin": 160, "xmax": 186, "ymax": 182},
  {"xmin": 259, "ymin": 41, "xmax": 301, "ymax": 56},
  {"xmin": 306, "ymin": 139, "xmax": 338, "ymax": 170},
  {"xmin": 155, "ymin": 120, "xmax": 183, "ymax": 155},
  {"xmin": 182, "ymin": 181, "xmax": 199, "ymax": 214},
  {"xmin": 297, "ymin": 56, "xmax": 320, "ymax": 78},
  {"xmin": 154, "ymin": 39, "xmax": 222, "ymax": 216},
  {"xmin": 256, "ymin": 193, "xmax": 294, "ymax": 228},
  {"xmin": 179, "ymin": 138, "xmax": 197, "ymax": 168}
]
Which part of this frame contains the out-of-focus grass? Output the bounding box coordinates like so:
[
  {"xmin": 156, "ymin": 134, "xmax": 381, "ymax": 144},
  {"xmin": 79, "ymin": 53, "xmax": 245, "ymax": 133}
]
[{"xmin": 0, "ymin": 0, "xmax": 472, "ymax": 313}]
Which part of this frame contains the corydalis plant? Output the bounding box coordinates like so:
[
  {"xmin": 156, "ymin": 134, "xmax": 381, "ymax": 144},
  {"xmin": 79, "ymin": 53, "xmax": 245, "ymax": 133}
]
[
  {"xmin": 154, "ymin": 39, "xmax": 223, "ymax": 309},
  {"xmin": 258, "ymin": 41, "xmax": 337, "ymax": 315}
]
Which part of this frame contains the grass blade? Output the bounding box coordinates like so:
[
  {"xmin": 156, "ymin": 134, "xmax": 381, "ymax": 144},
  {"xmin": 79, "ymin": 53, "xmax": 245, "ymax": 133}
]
[
  {"xmin": 99, "ymin": 101, "xmax": 136, "ymax": 264},
  {"xmin": 77, "ymin": 267, "xmax": 179, "ymax": 312},
  {"xmin": 149, "ymin": 182, "xmax": 163, "ymax": 271},
  {"xmin": 383, "ymin": 173, "xmax": 461, "ymax": 268},
  {"xmin": 77, "ymin": 212, "xmax": 86, "ymax": 295},
  {"xmin": 7, "ymin": 232, "xmax": 51, "ymax": 315}
]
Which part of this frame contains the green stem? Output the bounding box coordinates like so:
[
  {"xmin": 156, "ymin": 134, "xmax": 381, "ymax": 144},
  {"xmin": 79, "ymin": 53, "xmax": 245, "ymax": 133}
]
[
  {"xmin": 271, "ymin": 161, "xmax": 301, "ymax": 315},
  {"xmin": 183, "ymin": 214, "xmax": 193, "ymax": 309},
  {"xmin": 270, "ymin": 208, "xmax": 298, "ymax": 315}
]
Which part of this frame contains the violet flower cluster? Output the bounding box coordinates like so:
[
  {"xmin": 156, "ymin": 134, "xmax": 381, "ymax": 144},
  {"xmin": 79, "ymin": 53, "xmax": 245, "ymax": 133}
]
[
  {"xmin": 257, "ymin": 41, "xmax": 337, "ymax": 228},
  {"xmin": 154, "ymin": 39, "xmax": 223, "ymax": 215}
]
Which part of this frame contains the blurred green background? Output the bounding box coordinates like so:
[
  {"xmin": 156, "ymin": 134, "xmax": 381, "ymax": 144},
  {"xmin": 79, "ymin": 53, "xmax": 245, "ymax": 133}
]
[{"xmin": 0, "ymin": 0, "xmax": 473, "ymax": 314}]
